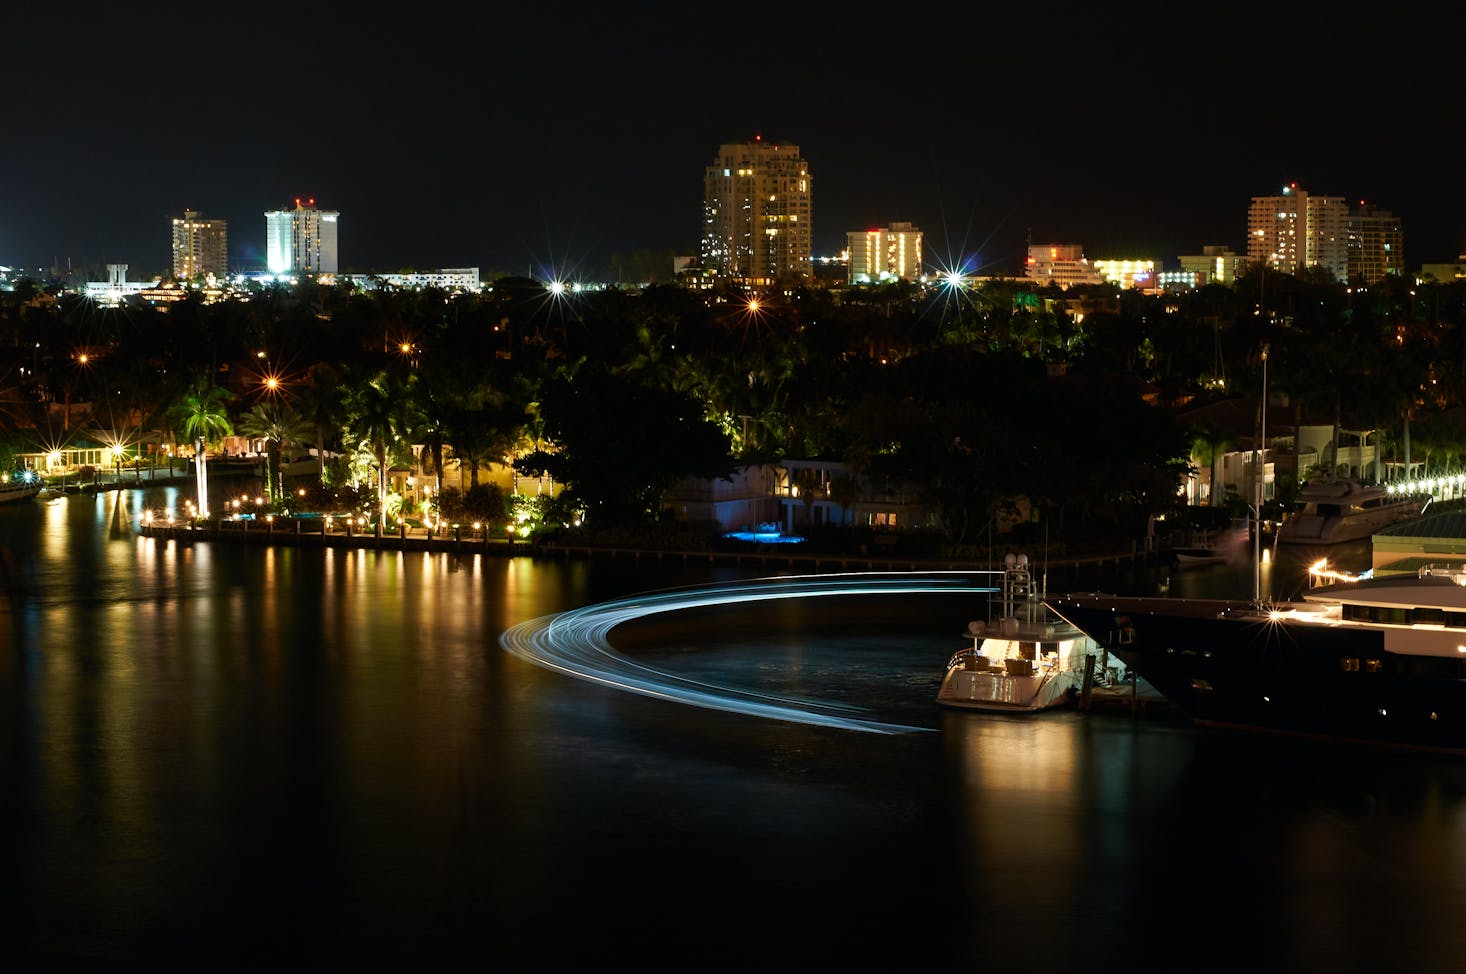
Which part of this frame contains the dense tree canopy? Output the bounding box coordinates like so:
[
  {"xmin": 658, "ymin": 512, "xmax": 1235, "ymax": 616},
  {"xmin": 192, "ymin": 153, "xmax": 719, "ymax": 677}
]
[
  {"xmin": 4, "ymin": 267, "xmax": 1466, "ymax": 543},
  {"xmin": 514, "ymin": 363, "xmax": 734, "ymax": 527}
]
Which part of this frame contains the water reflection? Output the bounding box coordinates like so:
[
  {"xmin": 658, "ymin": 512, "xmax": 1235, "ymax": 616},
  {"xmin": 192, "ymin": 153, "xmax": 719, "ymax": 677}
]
[{"xmin": 6, "ymin": 491, "xmax": 1466, "ymax": 968}]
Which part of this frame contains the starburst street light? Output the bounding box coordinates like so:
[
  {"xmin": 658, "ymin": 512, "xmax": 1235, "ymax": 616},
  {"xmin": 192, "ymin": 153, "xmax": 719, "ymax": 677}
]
[
  {"xmin": 921, "ymin": 249, "xmax": 988, "ymax": 329},
  {"xmin": 719, "ymin": 292, "xmax": 774, "ymax": 344},
  {"xmin": 247, "ymin": 354, "xmax": 301, "ymax": 402},
  {"xmin": 98, "ymin": 430, "xmax": 133, "ymax": 484}
]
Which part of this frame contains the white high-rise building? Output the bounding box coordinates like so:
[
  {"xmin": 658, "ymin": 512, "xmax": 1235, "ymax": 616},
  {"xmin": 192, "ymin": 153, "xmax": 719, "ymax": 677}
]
[
  {"xmin": 265, "ymin": 199, "xmax": 339, "ymax": 274},
  {"xmin": 847, "ymin": 223, "xmax": 923, "ymax": 284},
  {"xmin": 701, "ymin": 138, "xmax": 812, "ymax": 285},
  {"xmin": 1247, "ymin": 184, "xmax": 1348, "ymax": 281}
]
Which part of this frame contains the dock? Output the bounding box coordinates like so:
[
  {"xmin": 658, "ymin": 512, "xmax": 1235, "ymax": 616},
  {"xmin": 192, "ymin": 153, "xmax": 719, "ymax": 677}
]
[{"xmin": 1082, "ymin": 680, "xmax": 1183, "ymax": 721}]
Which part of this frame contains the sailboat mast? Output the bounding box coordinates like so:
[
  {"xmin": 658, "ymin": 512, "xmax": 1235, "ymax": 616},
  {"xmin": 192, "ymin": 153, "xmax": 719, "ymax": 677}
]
[{"xmin": 1254, "ymin": 344, "xmax": 1269, "ymax": 603}]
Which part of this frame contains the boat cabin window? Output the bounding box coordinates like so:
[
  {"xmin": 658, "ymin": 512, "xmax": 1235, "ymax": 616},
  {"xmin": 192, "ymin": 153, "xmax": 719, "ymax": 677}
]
[
  {"xmin": 1341, "ymin": 604, "xmax": 1464, "ymax": 626},
  {"xmin": 1342, "ymin": 605, "xmax": 1409, "ymax": 625}
]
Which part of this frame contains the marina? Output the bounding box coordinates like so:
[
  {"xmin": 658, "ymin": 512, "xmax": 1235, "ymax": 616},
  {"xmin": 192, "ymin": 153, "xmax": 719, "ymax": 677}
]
[{"xmin": 0, "ymin": 486, "xmax": 1456, "ymax": 971}]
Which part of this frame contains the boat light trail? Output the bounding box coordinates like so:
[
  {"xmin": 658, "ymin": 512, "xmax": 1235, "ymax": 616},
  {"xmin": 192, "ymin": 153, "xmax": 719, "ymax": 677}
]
[{"xmin": 499, "ymin": 571, "xmax": 998, "ymax": 734}]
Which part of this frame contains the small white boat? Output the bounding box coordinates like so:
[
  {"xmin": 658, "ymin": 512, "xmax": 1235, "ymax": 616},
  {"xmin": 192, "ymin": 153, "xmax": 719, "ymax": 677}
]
[
  {"xmin": 1168, "ymin": 546, "xmax": 1227, "ymax": 569},
  {"xmin": 35, "ymin": 486, "xmax": 64, "ymax": 501},
  {"xmin": 936, "ymin": 553, "xmax": 1105, "ymax": 713},
  {"xmin": 0, "ymin": 472, "xmax": 42, "ymax": 504}
]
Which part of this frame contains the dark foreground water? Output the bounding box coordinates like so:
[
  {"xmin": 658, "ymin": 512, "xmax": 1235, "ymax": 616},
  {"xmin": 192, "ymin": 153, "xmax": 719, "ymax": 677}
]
[{"xmin": 4, "ymin": 488, "xmax": 1466, "ymax": 972}]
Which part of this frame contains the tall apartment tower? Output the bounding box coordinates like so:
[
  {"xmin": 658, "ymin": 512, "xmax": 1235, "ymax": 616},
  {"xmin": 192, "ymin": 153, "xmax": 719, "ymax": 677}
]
[
  {"xmin": 265, "ymin": 198, "xmax": 339, "ymax": 274},
  {"xmin": 847, "ymin": 223, "xmax": 923, "ymax": 283},
  {"xmin": 701, "ymin": 138, "xmax": 812, "ymax": 285},
  {"xmin": 1247, "ymin": 184, "xmax": 1348, "ymax": 281},
  {"xmin": 1347, "ymin": 203, "xmax": 1405, "ymax": 283},
  {"xmin": 171, "ymin": 210, "xmax": 228, "ymax": 280}
]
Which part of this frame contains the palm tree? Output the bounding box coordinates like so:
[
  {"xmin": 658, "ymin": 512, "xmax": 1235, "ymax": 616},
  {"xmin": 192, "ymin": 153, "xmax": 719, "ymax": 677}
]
[
  {"xmin": 295, "ymin": 362, "xmax": 347, "ymax": 484},
  {"xmin": 447, "ymin": 402, "xmax": 530, "ymax": 490},
  {"xmin": 170, "ymin": 378, "xmax": 233, "ymax": 518},
  {"xmin": 405, "ymin": 378, "xmax": 458, "ymax": 500},
  {"xmin": 1187, "ymin": 424, "xmax": 1234, "ymax": 507},
  {"xmin": 343, "ymin": 370, "xmax": 411, "ymax": 521},
  {"xmin": 236, "ymin": 403, "xmax": 311, "ymax": 503},
  {"xmin": 828, "ymin": 473, "xmax": 860, "ymax": 527}
]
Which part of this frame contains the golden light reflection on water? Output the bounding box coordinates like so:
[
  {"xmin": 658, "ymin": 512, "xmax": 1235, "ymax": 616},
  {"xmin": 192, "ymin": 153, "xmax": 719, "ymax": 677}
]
[
  {"xmin": 947, "ymin": 713, "xmax": 1082, "ymax": 801},
  {"xmin": 40, "ymin": 493, "xmax": 69, "ymax": 563}
]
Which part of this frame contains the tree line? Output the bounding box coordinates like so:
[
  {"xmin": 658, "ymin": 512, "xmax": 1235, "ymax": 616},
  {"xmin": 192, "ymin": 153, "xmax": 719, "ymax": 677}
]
[{"xmin": 3, "ymin": 267, "xmax": 1465, "ymax": 545}]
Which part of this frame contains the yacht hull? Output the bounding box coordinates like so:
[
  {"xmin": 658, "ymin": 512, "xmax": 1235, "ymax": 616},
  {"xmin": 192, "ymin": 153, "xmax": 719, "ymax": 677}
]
[{"xmin": 1045, "ymin": 593, "xmax": 1466, "ymax": 753}]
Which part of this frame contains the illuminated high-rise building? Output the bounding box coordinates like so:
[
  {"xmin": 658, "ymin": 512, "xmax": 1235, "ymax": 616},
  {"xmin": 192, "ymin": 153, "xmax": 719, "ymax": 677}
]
[
  {"xmin": 265, "ymin": 198, "xmax": 339, "ymax": 274},
  {"xmin": 170, "ymin": 210, "xmax": 228, "ymax": 280},
  {"xmin": 701, "ymin": 138, "xmax": 812, "ymax": 285},
  {"xmin": 1347, "ymin": 203, "xmax": 1404, "ymax": 283},
  {"xmin": 847, "ymin": 223, "xmax": 923, "ymax": 284},
  {"xmin": 1247, "ymin": 184, "xmax": 1348, "ymax": 281}
]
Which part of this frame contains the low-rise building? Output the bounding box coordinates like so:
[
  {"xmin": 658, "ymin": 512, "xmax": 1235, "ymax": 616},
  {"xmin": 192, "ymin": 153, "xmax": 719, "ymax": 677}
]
[
  {"xmin": 342, "ymin": 268, "xmax": 481, "ymax": 292},
  {"xmin": 846, "ymin": 223, "xmax": 923, "ymax": 284},
  {"xmin": 1024, "ymin": 244, "xmax": 1105, "ymax": 289},
  {"xmin": 663, "ymin": 464, "xmax": 780, "ymax": 530}
]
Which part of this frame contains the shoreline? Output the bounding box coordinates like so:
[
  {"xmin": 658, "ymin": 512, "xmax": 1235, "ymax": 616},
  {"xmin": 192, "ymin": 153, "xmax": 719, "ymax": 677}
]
[{"xmin": 136, "ymin": 518, "xmax": 1150, "ymax": 576}]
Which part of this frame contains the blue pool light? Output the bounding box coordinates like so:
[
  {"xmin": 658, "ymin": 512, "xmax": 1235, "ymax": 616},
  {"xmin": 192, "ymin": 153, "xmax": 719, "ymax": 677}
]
[{"xmin": 725, "ymin": 521, "xmax": 804, "ymax": 544}]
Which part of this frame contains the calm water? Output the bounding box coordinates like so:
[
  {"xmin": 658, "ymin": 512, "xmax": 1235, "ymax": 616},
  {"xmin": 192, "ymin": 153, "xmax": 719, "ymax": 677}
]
[{"xmin": 4, "ymin": 488, "xmax": 1466, "ymax": 972}]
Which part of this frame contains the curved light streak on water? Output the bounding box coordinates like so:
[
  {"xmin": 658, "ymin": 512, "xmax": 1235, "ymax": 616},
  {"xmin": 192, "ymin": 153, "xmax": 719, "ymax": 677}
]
[{"xmin": 499, "ymin": 571, "xmax": 999, "ymax": 735}]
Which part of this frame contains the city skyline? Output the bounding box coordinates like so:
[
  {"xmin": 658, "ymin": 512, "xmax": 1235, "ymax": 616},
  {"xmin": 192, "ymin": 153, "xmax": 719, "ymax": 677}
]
[{"xmin": 3, "ymin": 9, "xmax": 1462, "ymax": 279}]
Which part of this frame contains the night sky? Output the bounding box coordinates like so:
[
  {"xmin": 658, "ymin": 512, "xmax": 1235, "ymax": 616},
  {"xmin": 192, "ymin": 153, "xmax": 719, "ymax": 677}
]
[{"xmin": 3, "ymin": 8, "xmax": 1462, "ymax": 280}]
